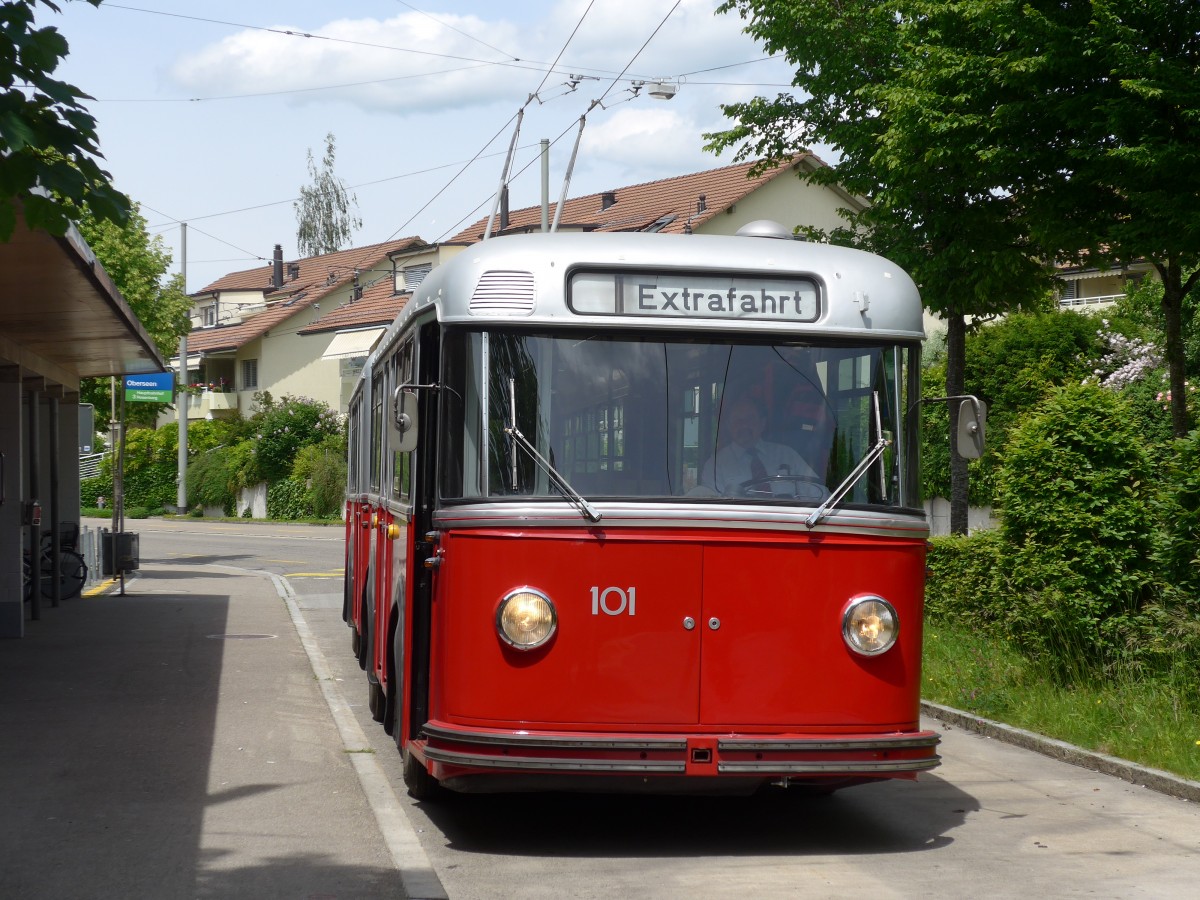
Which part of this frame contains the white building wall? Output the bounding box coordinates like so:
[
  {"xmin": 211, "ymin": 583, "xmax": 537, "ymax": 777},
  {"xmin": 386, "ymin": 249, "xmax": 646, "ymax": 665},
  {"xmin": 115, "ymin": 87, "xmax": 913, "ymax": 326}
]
[{"xmin": 697, "ymin": 168, "xmax": 863, "ymax": 238}]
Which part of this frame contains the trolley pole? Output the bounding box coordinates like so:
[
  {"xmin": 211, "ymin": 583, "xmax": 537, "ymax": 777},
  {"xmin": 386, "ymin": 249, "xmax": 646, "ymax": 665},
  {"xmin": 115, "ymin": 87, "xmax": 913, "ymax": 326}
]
[{"xmin": 540, "ymin": 139, "xmax": 550, "ymax": 233}]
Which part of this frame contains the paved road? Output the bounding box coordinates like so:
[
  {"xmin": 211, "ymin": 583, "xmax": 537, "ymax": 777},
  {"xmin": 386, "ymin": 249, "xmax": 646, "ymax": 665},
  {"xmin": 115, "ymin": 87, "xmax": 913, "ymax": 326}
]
[{"xmin": 136, "ymin": 520, "xmax": 1200, "ymax": 898}]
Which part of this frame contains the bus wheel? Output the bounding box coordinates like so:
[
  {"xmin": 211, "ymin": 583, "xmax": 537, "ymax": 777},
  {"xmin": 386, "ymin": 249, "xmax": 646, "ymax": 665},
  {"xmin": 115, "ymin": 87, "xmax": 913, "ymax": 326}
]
[
  {"xmin": 367, "ymin": 674, "xmax": 386, "ymax": 723},
  {"xmin": 402, "ymin": 749, "xmax": 441, "ymax": 801},
  {"xmin": 357, "ymin": 618, "xmax": 369, "ymax": 671},
  {"xmin": 350, "ymin": 624, "xmax": 361, "ymax": 657}
]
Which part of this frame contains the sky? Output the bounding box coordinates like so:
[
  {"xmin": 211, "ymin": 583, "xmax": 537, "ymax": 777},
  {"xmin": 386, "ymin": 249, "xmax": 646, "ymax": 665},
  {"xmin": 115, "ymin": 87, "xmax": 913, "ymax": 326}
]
[{"xmin": 48, "ymin": 0, "xmax": 802, "ymax": 291}]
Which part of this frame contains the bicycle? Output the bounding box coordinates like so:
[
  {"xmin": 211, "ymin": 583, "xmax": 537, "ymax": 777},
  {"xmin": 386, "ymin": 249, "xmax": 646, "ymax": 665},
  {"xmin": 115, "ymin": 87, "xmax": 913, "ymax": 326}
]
[{"xmin": 23, "ymin": 526, "xmax": 88, "ymax": 601}]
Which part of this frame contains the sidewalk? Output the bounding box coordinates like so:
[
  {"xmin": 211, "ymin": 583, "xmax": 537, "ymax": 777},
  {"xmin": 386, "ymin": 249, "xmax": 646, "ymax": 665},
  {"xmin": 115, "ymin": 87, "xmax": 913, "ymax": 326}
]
[{"xmin": 0, "ymin": 563, "xmax": 416, "ymax": 900}]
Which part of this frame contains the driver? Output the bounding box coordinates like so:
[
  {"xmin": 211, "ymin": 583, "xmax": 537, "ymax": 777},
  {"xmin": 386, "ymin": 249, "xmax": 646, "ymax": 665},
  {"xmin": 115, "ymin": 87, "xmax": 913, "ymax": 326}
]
[{"xmin": 698, "ymin": 396, "xmax": 817, "ymax": 496}]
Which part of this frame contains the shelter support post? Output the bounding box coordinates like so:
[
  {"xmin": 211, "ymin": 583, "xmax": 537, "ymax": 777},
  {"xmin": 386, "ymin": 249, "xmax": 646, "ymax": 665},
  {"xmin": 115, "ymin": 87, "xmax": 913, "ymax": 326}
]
[{"xmin": 0, "ymin": 367, "xmax": 22, "ymax": 637}]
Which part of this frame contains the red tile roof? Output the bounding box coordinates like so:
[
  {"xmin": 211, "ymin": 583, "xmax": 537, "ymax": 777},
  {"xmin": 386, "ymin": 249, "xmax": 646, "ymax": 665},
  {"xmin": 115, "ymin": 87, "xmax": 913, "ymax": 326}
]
[
  {"xmin": 445, "ymin": 156, "xmax": 822, "ymax": 244},
  {"xmin": 193, "ymin": 237, "xmax": 425, "ymax": 295},
  {"xmin": 185, "ymin": 237, "xmax": 425, "ymax": 353},
  {"xmin": 299, "ymin": 276, "xmax": 409, "ymax": 335}
]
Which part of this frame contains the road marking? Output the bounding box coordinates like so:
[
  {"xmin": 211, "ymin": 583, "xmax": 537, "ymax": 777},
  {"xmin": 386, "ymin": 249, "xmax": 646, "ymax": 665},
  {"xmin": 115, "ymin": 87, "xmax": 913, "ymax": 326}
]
[
  {"xmin": 269, "ymin": 572, "xmax": 448, "ymax": 900},
  {"xmin": 286, "ymin": 572, "xmax": 345, "ymax": 578}
]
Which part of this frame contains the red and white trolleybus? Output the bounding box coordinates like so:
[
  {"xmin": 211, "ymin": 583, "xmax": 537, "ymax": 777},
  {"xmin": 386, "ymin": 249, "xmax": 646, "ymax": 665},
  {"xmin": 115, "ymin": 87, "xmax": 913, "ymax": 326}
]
[{"xmin": 343, "ymin": 222, "xmax": 981, "ymax": 797}]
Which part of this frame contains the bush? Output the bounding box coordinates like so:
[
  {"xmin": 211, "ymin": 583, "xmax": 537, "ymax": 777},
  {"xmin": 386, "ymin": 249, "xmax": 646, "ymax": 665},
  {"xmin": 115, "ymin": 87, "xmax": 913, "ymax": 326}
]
[
  {"xmin": 921, "ymin": 310, "xmax": 1104, "ymax": 504},
  {"xmin": 267, "ymin": 477, "xmax": 308, "ymax": 520},
  {"xmin": 1155, "ymin": 430, "xmax": 1200, "ymax": 598},
  {"xmin": 80, "ymin": 474, "xmax": 112, "ymax": 508},
  {"xmin": 122, "ymin": 425, "xmax": 179, "ymax": 509},
  {"xmin": 994, "ymin": 383, "xmax": 1155, "ymax": 672},
  {"xmin": 291, "ymin": 435, "xmax": 347, "ymax": 518},
  {"xmin": 186, "ymin": 447, "xmax": 237, "ymax": 514},
  {"xmin": 125, "ymin": 507, "xmax": 150, "ymax": 519},
  {"xmin": 245, "ymin": 395, "xmax": 343, "ymax": 485},
  {"xmin": 925, "ymin": 530, "xmax": 1007, "ymax": 626}
]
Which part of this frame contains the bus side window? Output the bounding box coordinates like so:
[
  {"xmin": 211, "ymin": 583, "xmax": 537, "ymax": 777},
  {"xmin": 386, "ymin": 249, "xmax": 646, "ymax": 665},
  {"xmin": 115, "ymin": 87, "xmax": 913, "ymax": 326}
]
[
  {"xmin": 391, "ymin": 340, "xmax": 414, "ymax": 502},
  {"xmin": 369, "ymin": 372, "xmax": 385, "ymax": 494}
]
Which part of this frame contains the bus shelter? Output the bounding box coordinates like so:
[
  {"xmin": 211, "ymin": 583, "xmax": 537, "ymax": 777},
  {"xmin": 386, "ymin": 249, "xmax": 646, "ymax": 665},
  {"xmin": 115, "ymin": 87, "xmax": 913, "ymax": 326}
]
[{"xmin": 0, "ymin": 199, "xmax": 165, "ymax": 638}]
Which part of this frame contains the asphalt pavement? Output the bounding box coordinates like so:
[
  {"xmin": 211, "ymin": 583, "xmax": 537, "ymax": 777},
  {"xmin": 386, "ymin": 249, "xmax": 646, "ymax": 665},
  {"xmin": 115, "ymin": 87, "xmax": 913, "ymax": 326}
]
[
  {"xmin": 0, "ymin": 561, "xmax": 442, "ymax": 900},
  {"xmin": 6, "ymin": 545, "xmax": 1200, "ymax": 900}
]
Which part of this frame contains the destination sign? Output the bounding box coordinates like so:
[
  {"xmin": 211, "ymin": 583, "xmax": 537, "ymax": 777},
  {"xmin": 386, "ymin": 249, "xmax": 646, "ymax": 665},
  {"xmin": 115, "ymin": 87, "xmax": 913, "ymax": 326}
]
[{"xmin": 569, "ymin": 272, "xmax": 819, "ymax": 322}]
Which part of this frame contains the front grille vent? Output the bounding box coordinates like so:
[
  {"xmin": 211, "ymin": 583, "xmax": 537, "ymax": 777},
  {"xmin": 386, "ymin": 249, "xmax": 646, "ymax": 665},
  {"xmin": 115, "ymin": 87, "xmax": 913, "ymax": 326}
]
[{"xmin": 469, "ymin": 270, "xmax": 536, "ymax": 316}]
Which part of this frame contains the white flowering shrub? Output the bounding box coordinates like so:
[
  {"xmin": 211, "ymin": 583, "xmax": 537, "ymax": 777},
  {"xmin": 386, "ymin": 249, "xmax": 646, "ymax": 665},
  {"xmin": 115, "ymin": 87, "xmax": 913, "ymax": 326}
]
[{"xmin": 1084, "ymin": 319, "xmax": 1162, "ymax": 390}]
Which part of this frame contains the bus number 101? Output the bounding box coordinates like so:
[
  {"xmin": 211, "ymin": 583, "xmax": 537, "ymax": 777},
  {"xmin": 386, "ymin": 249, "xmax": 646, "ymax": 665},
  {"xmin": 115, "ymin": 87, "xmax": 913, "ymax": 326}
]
[{"xmin": 590, "ymin": 586, "xmax": 637, "ymax": 617}]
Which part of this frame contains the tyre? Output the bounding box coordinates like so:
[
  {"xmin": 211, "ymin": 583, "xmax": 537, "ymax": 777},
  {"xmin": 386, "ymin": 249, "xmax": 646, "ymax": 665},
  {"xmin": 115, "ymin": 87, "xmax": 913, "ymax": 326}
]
[
  {"xmin": 367, "ymin": 674, "xmax": 386, "ymax": 723},
  {"xmin": 402, "ymin": 748, "xmax": 441, "ymax": 801},
  {"xmin": 357, "ymin": 616, "xmax": 369, "ymax": 671},
  {"xmin": 41, "ymin": 550, "xmax": 87, "ymax": 600}
]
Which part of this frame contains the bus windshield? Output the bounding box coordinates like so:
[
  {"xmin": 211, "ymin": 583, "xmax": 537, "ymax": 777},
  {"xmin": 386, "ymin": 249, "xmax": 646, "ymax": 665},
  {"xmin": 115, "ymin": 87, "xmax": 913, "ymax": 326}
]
[{"xmin": 440, "ymin": 329, "xmax": 920, "ymax": 510}]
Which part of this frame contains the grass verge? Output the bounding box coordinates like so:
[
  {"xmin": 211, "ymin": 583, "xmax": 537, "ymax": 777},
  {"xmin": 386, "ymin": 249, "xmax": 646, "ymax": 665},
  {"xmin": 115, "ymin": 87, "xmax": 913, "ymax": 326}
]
[{"xmin": 923, "ymin": 620, "xmax": 1200, "ymax": 782}]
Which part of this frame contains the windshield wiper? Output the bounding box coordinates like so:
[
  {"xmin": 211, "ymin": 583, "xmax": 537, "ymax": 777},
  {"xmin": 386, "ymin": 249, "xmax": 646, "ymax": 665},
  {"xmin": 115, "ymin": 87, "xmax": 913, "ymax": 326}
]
[
  {"xmin": 805, "ymin": 391, "xmax": 891, "ymax": 529},
  {"xmin": 504, "ymin": 379, "xmax": 602, "ymax": 523}
]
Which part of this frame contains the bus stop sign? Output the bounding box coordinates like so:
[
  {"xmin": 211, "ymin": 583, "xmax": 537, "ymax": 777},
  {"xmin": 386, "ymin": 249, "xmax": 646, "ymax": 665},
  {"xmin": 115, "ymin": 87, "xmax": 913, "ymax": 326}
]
[{"xmin": 123, "ymin": 372, "xmax": 174, "ymax": 403}]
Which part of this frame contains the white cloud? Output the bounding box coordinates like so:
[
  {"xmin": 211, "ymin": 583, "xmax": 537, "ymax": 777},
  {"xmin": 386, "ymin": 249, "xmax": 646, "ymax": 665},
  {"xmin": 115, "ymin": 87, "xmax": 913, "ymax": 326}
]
[
  {"xmin": 168, "ymin": 0, "xmax": 788, "ymax": 116},
  {"xmin": 170, "ymin": 12, "xmax": 533, "ymax": 112},
  {"xmin": 580, "ymin": 106, "xmax": 715, "ymax": 177}
]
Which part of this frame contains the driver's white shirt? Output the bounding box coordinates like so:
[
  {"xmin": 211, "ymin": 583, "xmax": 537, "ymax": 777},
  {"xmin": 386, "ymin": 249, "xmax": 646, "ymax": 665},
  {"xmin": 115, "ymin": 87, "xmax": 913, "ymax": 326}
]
[{"xmin": 699, "ymin": 440, "xmax": 816, "ymax": 496}]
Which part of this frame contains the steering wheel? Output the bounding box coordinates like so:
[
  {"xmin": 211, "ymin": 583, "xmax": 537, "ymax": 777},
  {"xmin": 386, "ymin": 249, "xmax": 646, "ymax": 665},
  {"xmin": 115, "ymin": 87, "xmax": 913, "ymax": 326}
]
[{"xmin": 738, "ymin": 474, "xmax": 830, "ymax": 502}]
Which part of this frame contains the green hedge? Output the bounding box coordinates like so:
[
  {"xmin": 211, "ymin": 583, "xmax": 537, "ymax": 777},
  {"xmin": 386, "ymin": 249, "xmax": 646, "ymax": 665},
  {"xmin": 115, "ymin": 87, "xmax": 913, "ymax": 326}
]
[
  {"xmin": 926, "ymin": 383, "xmax": 1196, "ymax": 681},
  {"xmin": 267, "ymin": 478, "xmax": 308, "ymax": 520}
]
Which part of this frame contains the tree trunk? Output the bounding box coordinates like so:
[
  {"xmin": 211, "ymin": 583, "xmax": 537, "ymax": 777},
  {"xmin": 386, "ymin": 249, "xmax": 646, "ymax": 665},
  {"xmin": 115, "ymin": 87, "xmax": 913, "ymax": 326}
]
[
  {"xmin": 1159, "ymin": 262, "xmax": 1190, "ymax": 439},
  {"xmin": 946, "ymin": 313, "xmax": 969, "ymax": 535}
]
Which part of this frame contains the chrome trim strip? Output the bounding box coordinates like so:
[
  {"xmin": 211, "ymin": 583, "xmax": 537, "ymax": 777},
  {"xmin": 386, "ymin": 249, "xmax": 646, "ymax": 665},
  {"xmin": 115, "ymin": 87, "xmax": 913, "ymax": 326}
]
[
  {"xmin": 718, "ymin": 734, "xmax": 939, "ymax": 752},
  {"xmin": 423, "ymin": 723, "xmax": 686, "ymax": 751},
  {"xmin": 719, "ymin": 757, "xmax": 941, "ymax": 775},
  {"xmin": 433, "ymin": 503, "xmax": 929, "ymax": 539},
  {"xmin": 424, "ymin": 747, "xmax": 687, "ymax": 774}
]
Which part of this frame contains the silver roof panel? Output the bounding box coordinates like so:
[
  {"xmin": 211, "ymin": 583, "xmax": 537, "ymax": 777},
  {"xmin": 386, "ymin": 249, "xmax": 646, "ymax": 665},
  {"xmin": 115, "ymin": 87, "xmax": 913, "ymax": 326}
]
[{"xmin": 372, "ymin": 231, "xmax": 923, "ymax": 367}]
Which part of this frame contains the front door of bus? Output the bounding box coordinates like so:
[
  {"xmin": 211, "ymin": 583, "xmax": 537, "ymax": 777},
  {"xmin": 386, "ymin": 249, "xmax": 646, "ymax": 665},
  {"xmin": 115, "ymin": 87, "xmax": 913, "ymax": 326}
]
[{"xmin": 698, "ymin": 538, "xmax": 923, "ymax": 727}]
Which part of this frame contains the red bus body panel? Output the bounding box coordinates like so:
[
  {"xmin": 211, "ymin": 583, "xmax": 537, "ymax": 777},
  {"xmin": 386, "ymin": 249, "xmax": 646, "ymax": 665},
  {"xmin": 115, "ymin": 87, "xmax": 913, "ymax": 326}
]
[{"xmin": 414, "ymin": 523, "xmax": 935, "ymax": 790}]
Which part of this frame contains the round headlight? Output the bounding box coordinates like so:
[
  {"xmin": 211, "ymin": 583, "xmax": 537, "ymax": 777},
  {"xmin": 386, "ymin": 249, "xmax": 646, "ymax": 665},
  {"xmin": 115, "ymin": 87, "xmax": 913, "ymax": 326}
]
[
  {"xmin": 497, "ymin": 588, "xmax": 557, "ymax": 650},
  {"xmin": 842, "ymin": 595, "xmax": 899, "ymax": 656}
]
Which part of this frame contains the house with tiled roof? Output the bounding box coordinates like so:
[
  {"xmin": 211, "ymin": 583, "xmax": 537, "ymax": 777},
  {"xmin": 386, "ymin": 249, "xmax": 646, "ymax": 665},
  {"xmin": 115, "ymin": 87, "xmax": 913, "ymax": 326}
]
[
  {"xmin": 166, "ymin": 156, "xmax": 864, "ymax": 422},
  {"xmin": 167, "ymin": 237, "xmax": 437, "ymax": 420},
  {"xmin": 445, "ymin": 154, "xmax": 864, "ymax": 244}
]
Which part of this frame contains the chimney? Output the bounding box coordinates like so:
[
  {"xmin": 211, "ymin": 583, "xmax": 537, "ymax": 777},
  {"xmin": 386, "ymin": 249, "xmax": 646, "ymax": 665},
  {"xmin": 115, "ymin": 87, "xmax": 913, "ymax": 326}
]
[
  {"xmin": 500, "ymin": 185, "xmax": 510, "ymax": 230},
  {"xmin": 601, "ymin": 190, "xmax": 617, "ymax": 211},
  {"xmin": 287, "ymin": 263, "xmax": 300, "ymax": 281},
  {"xmin": 272, "ymin": 244, "xmax": 284, "ymax": 289},
  {"xmin": 697, "ymin": 194, "xmax": 707, "ymax": 213}
]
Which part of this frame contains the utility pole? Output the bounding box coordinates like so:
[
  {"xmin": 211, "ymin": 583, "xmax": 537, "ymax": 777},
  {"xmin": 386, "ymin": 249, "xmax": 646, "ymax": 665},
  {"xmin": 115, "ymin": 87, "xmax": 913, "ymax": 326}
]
[{"xmin": 176, "ymin": 223, "xmax": 188, "ymax": 514}]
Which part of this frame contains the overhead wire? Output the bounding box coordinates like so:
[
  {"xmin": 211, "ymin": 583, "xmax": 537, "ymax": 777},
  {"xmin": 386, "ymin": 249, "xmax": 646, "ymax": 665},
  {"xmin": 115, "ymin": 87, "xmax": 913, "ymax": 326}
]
[
  {"xmin": 92, "ymin": 3, "xmax": 781, "ymax": 104},
  {"xmin": 96, "ymin": 1, "xmax": 759, "ymax": 279},
  {"xmin": 433, "ymin": 0, "xmax": 684, "ymax": 242},
  {"xmin": 377, "ymin": 0, "xmax": 599, "ymax": 245},
  {"xmin": 391, "ymin": 0, "xmax": 517, "ymax": 61}
]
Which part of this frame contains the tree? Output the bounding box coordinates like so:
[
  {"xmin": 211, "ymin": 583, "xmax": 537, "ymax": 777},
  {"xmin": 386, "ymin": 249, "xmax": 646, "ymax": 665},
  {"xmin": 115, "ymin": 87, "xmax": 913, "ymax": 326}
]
[
  {"xmin": 294, "ymin": 132, "xmax": 361, "ymax": 257},
  {"xmin": 707, "ymin": 0, "xmax": 1052, "ymax": 533},
  {"xmin": 0, "ymin": 0, "xmax": 129, "ymax": 238},
  {"xmin": 75, "ymin": 203, "xmax": 191, "ymax": 429},
  {"xmin": 974, "ymin": 1, "xmax": 1200, "ymax": 438}
]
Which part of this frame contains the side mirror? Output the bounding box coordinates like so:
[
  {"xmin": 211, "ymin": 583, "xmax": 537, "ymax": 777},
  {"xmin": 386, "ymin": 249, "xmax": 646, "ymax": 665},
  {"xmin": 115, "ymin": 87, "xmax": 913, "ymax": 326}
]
[
  {"xmin": 393, "ymin": 387, "xmax": 418, "ymax": 453},
  {"xmin": 956, "ymin": 397, "xmax": 987, "ymax": 459}
]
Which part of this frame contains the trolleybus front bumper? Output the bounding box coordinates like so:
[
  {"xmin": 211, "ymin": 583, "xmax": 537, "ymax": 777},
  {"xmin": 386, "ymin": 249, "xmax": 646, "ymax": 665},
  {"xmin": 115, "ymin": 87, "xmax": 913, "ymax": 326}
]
[{"xmin": 417, "ymin": 721, "xmax": 940, "ymax": 792}]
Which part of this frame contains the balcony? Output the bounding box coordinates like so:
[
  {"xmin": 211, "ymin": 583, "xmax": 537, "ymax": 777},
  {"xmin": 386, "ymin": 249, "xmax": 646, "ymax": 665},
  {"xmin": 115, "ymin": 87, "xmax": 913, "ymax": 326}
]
[
  {"xmin": 1059, "ymin": 293, "xmax": 1122, "ymax": 309},
  {"xmin": 183, "ymin": 389, "xmax": 239, "ymax": 419}
]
